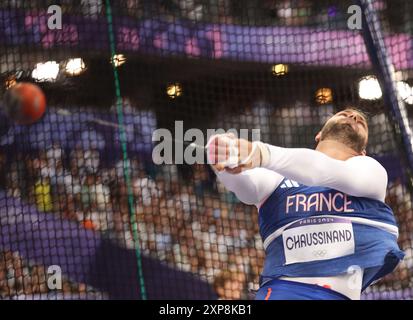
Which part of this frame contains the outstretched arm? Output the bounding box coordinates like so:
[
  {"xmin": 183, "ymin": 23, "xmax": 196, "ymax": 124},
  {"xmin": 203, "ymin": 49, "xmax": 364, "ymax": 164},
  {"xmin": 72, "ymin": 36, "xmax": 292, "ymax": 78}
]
[
  {"xmin": 207, "ymin": 134, "xmax": 388, "ymax": 203},
  {"xmin": 216, "ymin": 168, "xmax": 283, "ymax": 206}
]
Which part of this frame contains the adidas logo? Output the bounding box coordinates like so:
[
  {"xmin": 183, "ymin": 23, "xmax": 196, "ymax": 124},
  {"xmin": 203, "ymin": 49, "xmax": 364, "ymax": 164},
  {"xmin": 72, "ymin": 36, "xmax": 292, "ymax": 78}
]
[{"xmin": 280, "ymin": 179, "xmax": 300, "ymax": 188}]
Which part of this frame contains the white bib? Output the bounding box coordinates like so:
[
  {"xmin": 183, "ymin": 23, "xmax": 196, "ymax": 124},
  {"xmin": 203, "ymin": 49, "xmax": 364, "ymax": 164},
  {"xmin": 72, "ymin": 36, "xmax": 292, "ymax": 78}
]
[{"xmin": 282, "ymin": 216, "xmax": 355, "ymax": 265}]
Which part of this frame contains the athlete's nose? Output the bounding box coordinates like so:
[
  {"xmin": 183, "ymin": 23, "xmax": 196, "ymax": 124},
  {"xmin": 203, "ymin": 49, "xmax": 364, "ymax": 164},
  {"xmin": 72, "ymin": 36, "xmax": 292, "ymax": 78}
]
[{"xmin": 348, "ymin": 113, "xmax": 360, "ymax": 123}]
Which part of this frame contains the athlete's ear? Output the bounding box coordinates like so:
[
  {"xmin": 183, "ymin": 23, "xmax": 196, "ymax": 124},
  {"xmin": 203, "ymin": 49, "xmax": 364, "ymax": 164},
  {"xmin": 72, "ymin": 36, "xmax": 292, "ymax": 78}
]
[
  {"xmin": 315, "ymin": 131, "xmax": 322, "ymax": 143},
  {"xmin": 361, "ymin": 149, "xmax": 367, "ymax": 156}
]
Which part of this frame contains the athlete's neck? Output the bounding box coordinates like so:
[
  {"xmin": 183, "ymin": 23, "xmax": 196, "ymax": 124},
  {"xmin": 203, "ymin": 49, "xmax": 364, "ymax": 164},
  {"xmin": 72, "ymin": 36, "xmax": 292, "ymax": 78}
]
[{"xmin": 315, "ymin": 140, "xmax": 361, "ymax": 161}]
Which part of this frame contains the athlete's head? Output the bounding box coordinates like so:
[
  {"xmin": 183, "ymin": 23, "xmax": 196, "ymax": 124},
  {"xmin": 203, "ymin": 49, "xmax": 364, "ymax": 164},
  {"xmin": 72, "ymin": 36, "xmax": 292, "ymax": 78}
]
[{"xmin": 315, "ymin": 108, "xmax": 369, "ymax": 155}]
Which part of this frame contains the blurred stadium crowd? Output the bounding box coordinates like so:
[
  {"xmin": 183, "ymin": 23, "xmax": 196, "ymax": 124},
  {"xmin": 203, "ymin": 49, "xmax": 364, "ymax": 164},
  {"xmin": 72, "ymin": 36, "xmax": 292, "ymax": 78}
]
[
  {"xmin": 3, "ymin": 0, "xmax": 410, "ymax": 33},
  {"xmin": 0, "ymin": 105, "xmax": 412, "ymax": 299},
  {"xmin": 0, "ymin": 131, "xmax": 264, "ymax": 299},
  {"xmin": 1, "ymin": 0, "xmax": 326, "ymax": 25}
]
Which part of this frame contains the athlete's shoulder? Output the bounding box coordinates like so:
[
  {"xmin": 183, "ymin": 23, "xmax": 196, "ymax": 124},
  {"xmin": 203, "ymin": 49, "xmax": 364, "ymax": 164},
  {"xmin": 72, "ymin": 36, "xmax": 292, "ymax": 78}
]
[
  {"xmin": 346, "ymin": 155, "xmax": 381, "ymax": 163},
  {"xmin": 347, "ymin": 155, "xmax": 388, "ymax": 201},
  {"xmin": 346, "ymin": 155, "xmax": 387, "ymax": 172},
  {"xmin": 347, "ymin": 155, "xmax": 388, "ymax": 180}
]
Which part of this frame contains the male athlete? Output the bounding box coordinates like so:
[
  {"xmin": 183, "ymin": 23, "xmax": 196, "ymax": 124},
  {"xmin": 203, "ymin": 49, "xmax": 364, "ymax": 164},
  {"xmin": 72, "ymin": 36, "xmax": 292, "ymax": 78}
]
[{"xmin": 207, "ymin": 108, "xmax": 404, "ymax": 300}]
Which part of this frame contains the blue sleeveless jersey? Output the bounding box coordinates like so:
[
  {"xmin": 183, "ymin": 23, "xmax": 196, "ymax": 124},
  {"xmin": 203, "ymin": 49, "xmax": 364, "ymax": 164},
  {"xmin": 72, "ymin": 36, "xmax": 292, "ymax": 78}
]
[{"xmin": 258, "ymin": 178, "xmax": 405, "ymax": 291}]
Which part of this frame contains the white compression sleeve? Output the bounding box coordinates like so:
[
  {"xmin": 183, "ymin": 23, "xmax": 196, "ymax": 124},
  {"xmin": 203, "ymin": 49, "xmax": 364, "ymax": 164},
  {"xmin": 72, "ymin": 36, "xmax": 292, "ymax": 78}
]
[
  {"xmin": 216, "ymin": 168, "xmax": 283, "ymax": 206},
  {"xmin": 262, "ymin": 144, "xmax": 388, "ymax": 202}
]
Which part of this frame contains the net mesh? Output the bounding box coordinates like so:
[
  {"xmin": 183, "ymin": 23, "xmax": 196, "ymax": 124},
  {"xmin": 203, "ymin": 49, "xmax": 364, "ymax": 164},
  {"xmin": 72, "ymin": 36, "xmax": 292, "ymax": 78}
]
[{"xmin": 0, "ymin": 0, "xmax": 412, "ymax": 299}]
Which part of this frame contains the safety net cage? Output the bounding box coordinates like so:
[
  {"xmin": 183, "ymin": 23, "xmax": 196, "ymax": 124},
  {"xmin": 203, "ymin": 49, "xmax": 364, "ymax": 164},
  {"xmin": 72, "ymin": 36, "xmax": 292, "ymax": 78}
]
[{"xmin": 0, "ymin": 0, "xmax": 412, "ymax": 300}]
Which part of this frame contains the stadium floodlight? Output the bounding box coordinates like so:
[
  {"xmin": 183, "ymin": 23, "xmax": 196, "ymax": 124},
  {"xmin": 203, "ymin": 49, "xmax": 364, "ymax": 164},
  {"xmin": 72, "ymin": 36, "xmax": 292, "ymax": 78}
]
[
  {"xmin": 65, "ymin": 58, "xmax": 86, "ymax": 76},
  {"xmin": 397, "ymin": 81, "xmax": 413, "ymax": 105},
  {"xmin": 111, "ymin": 54, "xmax": 126, "ymax": 67},
  {"xmin": 5, "ymin": 75, "xmax": 16, "ymax": 89},
  {"xmin": 167, "ymin": 83, "xmax": 182, "ymax": 99},
  {"xmin": 358, "ymin": 76, "xmax": 382, "ymax": 100},
  {"xmin": 31, "ymin": 61, "xmax": 59, "ymax": 82},
  {"xmin": 315, "ymin": 87, "xmax": 333, "ymax": 105},
  {"xmin": 271, "ymin": 64, "xmax": 289, "ymax": 76}
]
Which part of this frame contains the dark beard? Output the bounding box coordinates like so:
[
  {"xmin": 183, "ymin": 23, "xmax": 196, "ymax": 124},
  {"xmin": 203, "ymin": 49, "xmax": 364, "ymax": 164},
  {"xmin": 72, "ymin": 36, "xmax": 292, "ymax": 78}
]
[{"xmin": 320, "ymin": 122, "xmax": 365, "ymax": 153}]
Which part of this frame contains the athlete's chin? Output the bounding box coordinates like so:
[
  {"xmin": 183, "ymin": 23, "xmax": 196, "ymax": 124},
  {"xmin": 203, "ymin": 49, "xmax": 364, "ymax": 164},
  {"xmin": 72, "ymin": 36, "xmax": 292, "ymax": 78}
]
[
  {"xmin": 322, "ymin": 124, "xmax": 365, "ymax": 152},
  {"xmin": 323, "ymin": 123, "xmax": 356, "ymax": 139},
  {"xmin": 337, "ymin": 121, "xmax": 358, "ymax": 132},
  {"xmin": 345, "ymin": 122, "xmax": 357, "ymax": 131}
]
